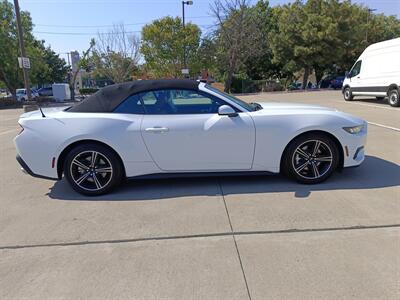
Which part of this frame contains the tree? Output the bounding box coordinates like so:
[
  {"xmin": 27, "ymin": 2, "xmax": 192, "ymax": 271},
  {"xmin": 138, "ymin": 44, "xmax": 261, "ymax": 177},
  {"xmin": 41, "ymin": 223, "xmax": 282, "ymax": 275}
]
[
  {"xmin": 69, "ymin": 39, "xmax": 95, "ymax": 100},
  {"xmin": 0, "ymin": 0, "xmax": 32, "ymax": 97},
  {"xmin": 241, "ymin": 0, "xmax": 277, "ymax": 80},
  {"xmin": 211, "ymin": 0, "xmax": 264, "ymax": 92},
  {"xmin": 141, "ymin": 16, "xmax": 201, "ymax": 78},
  {"xmin": 270, "ymin": 0, "xmax": 400, "ymax": 88},
  {"xmin": 35, "ymin": 41, "xmax": 69, "ymax": 86},
  {"xmin": 92, "ymin": 24, "xmax": 140, "ymax": 83},
  {"xmin": 0, "ymin": 1, "xmax": 68, "ymax": 97}
]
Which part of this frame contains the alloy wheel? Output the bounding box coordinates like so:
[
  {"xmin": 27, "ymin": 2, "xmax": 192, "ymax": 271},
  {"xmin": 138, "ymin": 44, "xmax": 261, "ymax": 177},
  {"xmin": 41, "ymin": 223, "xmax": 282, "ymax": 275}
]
[
  {"xmin": 292, "ymin": 140, "xmax": 333, "ymax": 180},
  {"xmin": 69, "ymin": 151, "xmax": 113, "ymax": 191},
  {"xmin": 389, "ymin": 91, "xmax": 398, "ymax": 106},
  {"xmin": 344, "ymin": 89, "xmax": 351, "ymax": 100}
]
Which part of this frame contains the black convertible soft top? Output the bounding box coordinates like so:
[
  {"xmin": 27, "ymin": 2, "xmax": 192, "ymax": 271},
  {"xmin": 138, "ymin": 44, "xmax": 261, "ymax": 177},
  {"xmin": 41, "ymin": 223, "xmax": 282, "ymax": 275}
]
[{"xmin": 68, "ymin": 79, "xmax": 200, "ymax": 113}]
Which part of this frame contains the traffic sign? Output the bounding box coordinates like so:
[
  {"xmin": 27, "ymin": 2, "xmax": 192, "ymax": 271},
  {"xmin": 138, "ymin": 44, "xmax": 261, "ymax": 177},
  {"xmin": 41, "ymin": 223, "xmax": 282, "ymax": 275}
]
[{"xmin": 18, "ymin": 57, "xmax": 30, "ymax": 69}]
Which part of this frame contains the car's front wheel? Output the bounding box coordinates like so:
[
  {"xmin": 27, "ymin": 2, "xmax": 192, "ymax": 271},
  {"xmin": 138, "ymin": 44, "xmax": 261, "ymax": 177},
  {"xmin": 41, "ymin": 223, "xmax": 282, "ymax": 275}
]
[
  {"xmin": 64, "ymin": 143, "xmax": 123, "ymax": 195},
  {"xmin": 282, "ymin": 133, "xmax": 339, "ymax": 184},
  {"xmin": 343, "ymin": 87, "xmax": 353, "ymax": 101},
  {"xmin": 388, "ymin": 88, "xmax": 399, "ymax": 107}
]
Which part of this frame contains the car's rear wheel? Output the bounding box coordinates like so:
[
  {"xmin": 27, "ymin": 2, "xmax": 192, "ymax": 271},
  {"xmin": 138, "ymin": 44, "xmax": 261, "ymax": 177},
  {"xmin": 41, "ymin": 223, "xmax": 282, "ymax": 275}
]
[
  {"xmin": 388, "ymin": 88, "xmax": 399, "ymax": 107},
  {"xmin": 343, "ymin": 87, "xmax": 353, "ymax": 101},
  {"xmin": 282, "ymin": 133, "xmax": 339, "ymax": 184},
  {"xmin": 64, "ymin": 143, "xmax": 123, "ymax": 195}
]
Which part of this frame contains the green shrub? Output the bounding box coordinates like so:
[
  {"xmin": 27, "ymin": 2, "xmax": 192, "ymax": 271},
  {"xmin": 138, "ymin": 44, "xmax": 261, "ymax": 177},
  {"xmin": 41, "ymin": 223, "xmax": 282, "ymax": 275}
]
[
  {"xmin": 79, "ymin": 88, "xmax": 99, "ymax": 95},
  {"xmin": 0, "ymin": 97, "xmax": 22, "ymax": 109}
]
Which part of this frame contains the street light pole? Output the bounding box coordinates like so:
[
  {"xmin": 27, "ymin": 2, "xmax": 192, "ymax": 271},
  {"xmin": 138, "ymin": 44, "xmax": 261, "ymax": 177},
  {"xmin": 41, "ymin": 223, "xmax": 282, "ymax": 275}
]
[
  {"xmin": 182, "ymin": 1, "xmax": 186, "ymax": 69},
  {"xmin": 181, "ymin": 1, "xmax": 193, "ymax": 77},
  {"xmin": 13, "ymin": 0, "xmax": 31, "ymax": 100},
  {"xmin": 366, "ymin": 8, "xmax": 377, "ymax": 44}
]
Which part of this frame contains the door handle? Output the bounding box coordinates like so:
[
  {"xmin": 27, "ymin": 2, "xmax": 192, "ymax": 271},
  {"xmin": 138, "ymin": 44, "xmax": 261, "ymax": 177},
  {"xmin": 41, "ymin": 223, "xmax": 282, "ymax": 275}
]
[{"xmin": 145, "ymin": 127, "xmax": 169, "ymax": 133}]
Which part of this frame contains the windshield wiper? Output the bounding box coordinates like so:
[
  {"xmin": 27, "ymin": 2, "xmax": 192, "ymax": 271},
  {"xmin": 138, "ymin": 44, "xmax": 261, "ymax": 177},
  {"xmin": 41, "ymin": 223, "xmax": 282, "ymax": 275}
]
[{"xmin": 250, "ymin": 102, "xmax": 263, "ymax": 111}]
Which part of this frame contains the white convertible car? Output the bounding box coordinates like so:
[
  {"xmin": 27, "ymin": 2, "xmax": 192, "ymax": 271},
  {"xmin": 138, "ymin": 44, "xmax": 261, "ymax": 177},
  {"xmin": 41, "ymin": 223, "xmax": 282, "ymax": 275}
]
[{"xmin": 15, "ymin": 80, "xmax": 367, "ymax": 195}]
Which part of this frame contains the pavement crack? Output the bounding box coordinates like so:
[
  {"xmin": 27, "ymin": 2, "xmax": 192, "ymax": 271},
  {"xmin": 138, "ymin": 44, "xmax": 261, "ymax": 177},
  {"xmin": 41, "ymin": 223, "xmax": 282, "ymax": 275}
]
[
  {"xmin": 1, "ymin": 224, "xmax": 399, "ymax": 251},
  {"xmin": 218, "ymin": 179, "xmax": 252, "ymax": 300}
]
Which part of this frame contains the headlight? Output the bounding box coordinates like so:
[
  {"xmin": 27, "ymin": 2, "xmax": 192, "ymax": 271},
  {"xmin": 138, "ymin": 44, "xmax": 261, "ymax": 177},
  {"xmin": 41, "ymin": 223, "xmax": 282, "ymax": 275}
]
[{"xmin": 343, "ymin": 124, "xmax": 364, "ymax": 134}]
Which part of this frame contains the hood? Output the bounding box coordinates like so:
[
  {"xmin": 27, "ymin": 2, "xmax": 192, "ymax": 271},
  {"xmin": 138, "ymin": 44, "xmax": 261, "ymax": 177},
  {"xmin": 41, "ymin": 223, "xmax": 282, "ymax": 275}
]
[
  {"xmin": 255, "ymin": 101, "xmax": 364, "ymax": 126},
  {"xmin": 258, "ymin": 102, "xmax": 337, "ymax": 112}
]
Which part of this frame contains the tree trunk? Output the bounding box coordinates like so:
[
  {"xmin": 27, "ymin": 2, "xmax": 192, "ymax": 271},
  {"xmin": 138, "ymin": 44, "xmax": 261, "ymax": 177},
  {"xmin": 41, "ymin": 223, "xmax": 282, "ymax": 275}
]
[
  {"xmin": 69, "ymin": 68, "xmax": 80, "ymax": 101},
  {"xmin": 302, "ymin": 66, "xmax": 310, "ymax": 90},
  {"xmin": 314, "ymin": 66, "xmax": 324, "ymax": 86},
  {"xmin": 224, "ymin": 70, "xmax": 233, "ymax": 93}
]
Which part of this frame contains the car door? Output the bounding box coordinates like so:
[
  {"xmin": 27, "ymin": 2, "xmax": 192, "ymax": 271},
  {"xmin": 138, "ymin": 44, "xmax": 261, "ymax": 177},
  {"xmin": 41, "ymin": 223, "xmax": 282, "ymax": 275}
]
[
  {"xmin": 140, "ymin": 89, "xmax": 256, "ymax": 171},
  {"xmin": 349, "ymin": 60, "xmax": 363, "ymax": 94}
]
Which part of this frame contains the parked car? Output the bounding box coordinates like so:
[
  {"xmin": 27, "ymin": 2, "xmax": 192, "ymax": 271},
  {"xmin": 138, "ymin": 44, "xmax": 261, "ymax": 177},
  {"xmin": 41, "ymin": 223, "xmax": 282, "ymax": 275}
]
[
  {"xmin": 343, "ymin": 37, "xmax": 400, "ymax": 106},
  {"xmin": 318, "ymin": 75, "xmax": 335, "ymax": 89},
  {"xmin": 15, "ymin": 80, "xmax": 367, "ymax": 195},
  {"xmin": 38, "ymin": 87, "xmax": 53, "ymax": 96},
  {"xmin": 288, "ymin": 82, "xmax": 303, "ymax": 90},
  {"xmin": 330, "ymin": 76, "xmax": 345, "ymax": 90},
  {"xmin": 16, "ymin": 88, "xmax": 38, "ymax": 101}
]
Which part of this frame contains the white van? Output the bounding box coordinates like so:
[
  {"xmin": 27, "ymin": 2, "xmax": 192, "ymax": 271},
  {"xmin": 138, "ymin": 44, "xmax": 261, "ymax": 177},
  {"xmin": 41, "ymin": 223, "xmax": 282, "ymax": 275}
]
[{"xmin": 342, "ymin": 38, "xmax": 400, "ymax": 107}]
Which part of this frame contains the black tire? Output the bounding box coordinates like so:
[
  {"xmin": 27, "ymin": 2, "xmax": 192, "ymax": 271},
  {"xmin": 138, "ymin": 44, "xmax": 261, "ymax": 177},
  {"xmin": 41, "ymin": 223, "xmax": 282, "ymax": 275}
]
[
  {"xmin": 64, "ymin": 143, "xmax": 123, "ymax": 196},
  {"xmin": 282, "ymin": 133, "xmax": 340, "ymax": 184},
  {"xmin": 376, "ymin": 97, "xmax": 385, "ymax": 101},
  {"xmin": 388, "ymin": 89, "xmax": 400, "ymax": 107},
  {"xmin": 343, "ymin": 87, "xmax": 353, "ymax": 101}
]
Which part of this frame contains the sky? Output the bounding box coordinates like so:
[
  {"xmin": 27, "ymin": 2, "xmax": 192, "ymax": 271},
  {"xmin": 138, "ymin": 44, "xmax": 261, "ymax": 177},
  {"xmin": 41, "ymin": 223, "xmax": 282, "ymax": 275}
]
[{"xmin": 17, "ymin": 0, "xmax": 400, "ymax": 63}]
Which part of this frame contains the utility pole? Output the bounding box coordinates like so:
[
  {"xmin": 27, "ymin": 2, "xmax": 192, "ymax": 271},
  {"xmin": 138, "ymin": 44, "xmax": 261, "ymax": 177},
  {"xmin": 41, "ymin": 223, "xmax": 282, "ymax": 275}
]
[
  {"xmin": 14, "ymin": 0, "xmax": 31, "ymax": 100},
  {"xmin": 181, "ymin": 1, "xmax": 193, "ymax": 78},
  {"xmin": 366, "ymin": 8, "xmax": 377, "ymax": 44}
]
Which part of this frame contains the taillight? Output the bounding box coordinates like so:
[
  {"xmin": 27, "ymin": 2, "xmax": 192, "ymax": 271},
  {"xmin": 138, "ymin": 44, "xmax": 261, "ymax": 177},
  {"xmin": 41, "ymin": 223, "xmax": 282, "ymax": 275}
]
[{"xmin": 18, "ymin": 124, "xmax": 24, "ymax": 135}]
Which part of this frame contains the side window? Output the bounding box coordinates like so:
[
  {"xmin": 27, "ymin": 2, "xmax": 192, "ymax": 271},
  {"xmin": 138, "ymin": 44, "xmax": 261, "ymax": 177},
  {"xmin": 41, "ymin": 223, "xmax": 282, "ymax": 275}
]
[
  {"xmin": 351, "ymin": 60, "xmax": 362, "ymax": 77},
  {"xmin": 140, "ymin": 89, "xmax": 230, "ymax": 115},
  {"xmin": 113, "ymin": 93, "xmax": 145, "ymax": 114}
]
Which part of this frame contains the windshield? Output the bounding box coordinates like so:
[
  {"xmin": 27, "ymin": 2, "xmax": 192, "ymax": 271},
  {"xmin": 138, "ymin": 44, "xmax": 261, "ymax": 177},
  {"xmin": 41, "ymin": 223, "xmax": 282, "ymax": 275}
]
[{"xmin": 205, "ymin": 84, "xmax": 255, "ymax": 112}]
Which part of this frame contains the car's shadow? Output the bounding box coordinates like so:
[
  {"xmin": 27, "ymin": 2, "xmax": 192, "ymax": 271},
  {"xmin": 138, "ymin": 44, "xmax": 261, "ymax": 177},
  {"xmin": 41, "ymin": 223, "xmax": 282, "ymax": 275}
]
[
  {"xmin": 353, "ymin": 97, "xmax": 389, "ymax": 105},
  {"xmin": 47, "ymin": 155, "xmax": 399, "ymax": 201}
]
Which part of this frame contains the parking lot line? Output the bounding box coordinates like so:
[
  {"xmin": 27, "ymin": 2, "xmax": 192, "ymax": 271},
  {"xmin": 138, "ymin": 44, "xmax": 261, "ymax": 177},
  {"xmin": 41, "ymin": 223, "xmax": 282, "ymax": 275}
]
[
  {"xmin": 340, "ymin": 101, "xmax": 400, "ymax": 111},
  {"xmin": 367, "ymin": 121, "xmax": 400, "ymax": 132}
]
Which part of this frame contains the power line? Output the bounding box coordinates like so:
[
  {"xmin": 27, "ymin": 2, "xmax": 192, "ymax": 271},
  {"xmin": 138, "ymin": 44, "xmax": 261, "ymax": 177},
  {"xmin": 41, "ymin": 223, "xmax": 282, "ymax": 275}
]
[{"xmin": 34, "ymin": 16, "xmax": 214, "ymax": 28}]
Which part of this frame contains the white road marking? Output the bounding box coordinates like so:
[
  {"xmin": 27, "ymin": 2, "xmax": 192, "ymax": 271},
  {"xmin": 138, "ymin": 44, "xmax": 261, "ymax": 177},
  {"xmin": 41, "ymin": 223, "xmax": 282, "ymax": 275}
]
[
  {"xmin": 340, "ymin": 101, "xmax": 399, "ymax": 111},
  {"xmin": 367, "ymin": 122, "xmax": 400, "ymax": 132},
  {"xmin": 0, "ymin": 128, "xmax": 17, "ymax": 136}
]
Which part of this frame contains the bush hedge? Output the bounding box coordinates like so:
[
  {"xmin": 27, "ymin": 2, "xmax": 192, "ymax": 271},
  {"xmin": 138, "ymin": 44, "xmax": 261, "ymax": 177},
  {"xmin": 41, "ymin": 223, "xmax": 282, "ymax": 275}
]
[
  {"xmin": 79, "ymin": 88, "xmax": 99, "ymax": 95},
  {"xmin": 0, "ymin": 97, "xmax": 22, "ymax": 109}
]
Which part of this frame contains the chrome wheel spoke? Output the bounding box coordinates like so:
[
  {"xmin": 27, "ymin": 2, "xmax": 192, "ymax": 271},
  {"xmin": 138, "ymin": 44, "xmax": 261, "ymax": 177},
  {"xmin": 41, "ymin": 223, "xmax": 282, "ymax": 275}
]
[
  {"xmin": 90, "ymin": 151, "xmax": 98, "ymax": 167},
  {"xmin": 295, "ymin": 148, "xmax": 310, "ymax": 159},
  {"xmin": 315, "ymin": 156, "xmax": 332, "ymax": 162},
  {"xmin": 76, "ymin": 172, "xmax": 90, "ymax": 185},
  {"xmin": 311, "ymin": 162, "xmax": 320, "ymax": 178},
  {"xmin": 295, "ymin": 161, "xmax": 309, "ymax": 173},
  {"xmin": 72, "ymin": 159, "xmax": 89, "ymax": 170},
  {"xmin": 92, "ymin": 173, "xmax": 102, "ymax": 189},
  {"xmin": 312, "ymin": 141, "xmax": 321, "ymax": 156},
  {"xmin": 95, "ymin": 167, "xmax": 112, "ymax": 173}
]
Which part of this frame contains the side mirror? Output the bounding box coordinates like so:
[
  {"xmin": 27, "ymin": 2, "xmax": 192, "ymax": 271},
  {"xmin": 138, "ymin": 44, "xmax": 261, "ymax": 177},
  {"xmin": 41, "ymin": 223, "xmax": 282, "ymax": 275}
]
[
  {"xmin": 345, "ymin": 71, "xmax": 350, "ymax": 78},
  {"xmin": 218, "ymin": 105, "xmax": 238, "ymax": 117}
]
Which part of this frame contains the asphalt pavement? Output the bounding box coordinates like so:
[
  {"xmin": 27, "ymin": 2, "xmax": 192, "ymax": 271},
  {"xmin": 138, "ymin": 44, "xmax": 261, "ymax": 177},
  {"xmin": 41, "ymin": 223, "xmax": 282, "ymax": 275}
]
[{"xmin": 0, "ymin": 90, "xmax": 399, "ymax": 299}]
